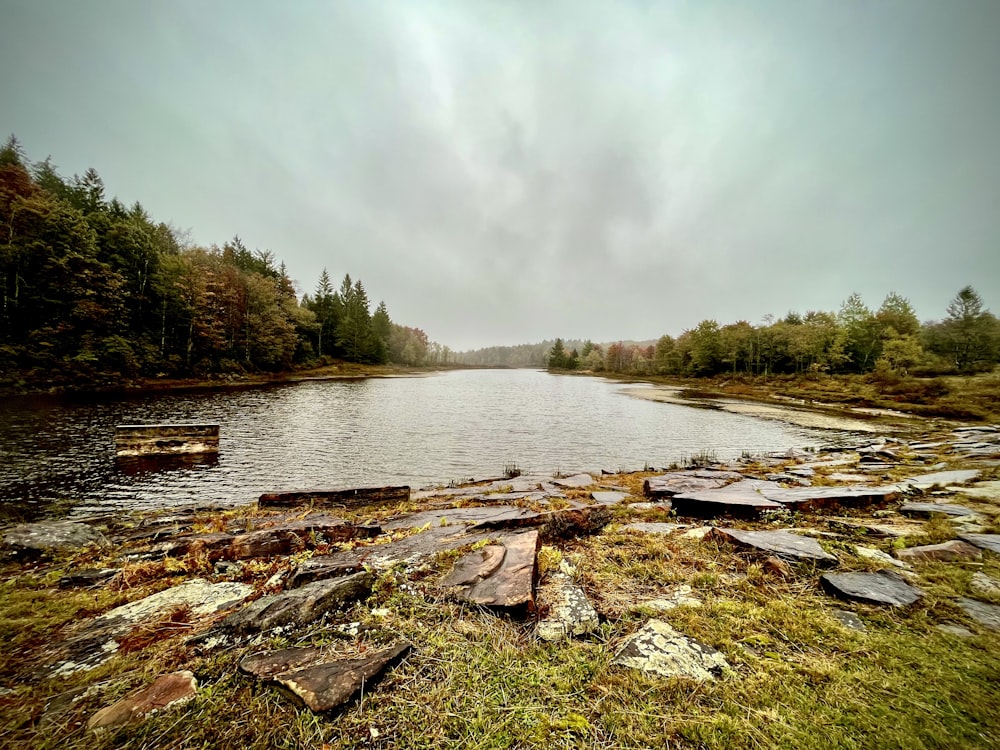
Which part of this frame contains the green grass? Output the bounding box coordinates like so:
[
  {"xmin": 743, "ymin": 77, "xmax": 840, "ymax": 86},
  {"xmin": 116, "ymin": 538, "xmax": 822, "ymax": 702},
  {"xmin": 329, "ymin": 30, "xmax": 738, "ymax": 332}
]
[{"xmin": 2, "ymin": 499, "xmax": 999, "ymax": 748}]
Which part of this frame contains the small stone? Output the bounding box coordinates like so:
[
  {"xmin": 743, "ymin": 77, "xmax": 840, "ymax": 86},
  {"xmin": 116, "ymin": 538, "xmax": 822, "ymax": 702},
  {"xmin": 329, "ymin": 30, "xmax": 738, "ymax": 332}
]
[
  {"xmin": 957, "ymin": 598, "xmax": 1000, "ymax": 631},
  {"xmin": 622, "ymin": 522, "xmax": 684, "ymax": 535},
  {"xmin": 762, "ymin": 556, "xmax": 792, "ymax": 579},
  {"xmin": 536, "ymin": 573, "xmax": 600, "ymax": 641},
  {"xmin": 612, "ymin": 620, "xmax": 729, "ymax": 681},
  {"xmin": 642, "ymin": 585, "xmax": 703, "ymax": 612},
  {"xmin": 936, "ymin": 623, "xmax": 974, "ymax": 637},
  {"xmin": 820, "ymin": 570, "xmax": 923, "ymax": 607},
  {"xmin": 4, "ymin": 520, "xmax": 108, "ymax": 555},
  {"xmin": 551, "ymin": 474, "xmax": 594, "ymax": 489},
  {"xmin": 88, "ymin": 671, "xmax": 197, "ymax": 731},
  {"xmin": 970, "ymin": 572, "xmax": 1000, "ymax": 597},
  {"xmin": 894, "ymin": 540, "xmax": 981, "ymax": 564},
  {"xmin": 854, "ymin": 546, "xmax": 910, "ymax": 570},
  {"xmin": 898, "ymin": 502, "xmax": 977, "ymax": 519},
  {"xmin": 830, "ymin": 609, "xmax": 866, "ymax": 632},
  {"xmin": 591, "ymin": 491, "xmax": 628, "ymax": 505},
  {"xmin": 680, "ymin": 526, "xmax": 713, "ymax": 541}
]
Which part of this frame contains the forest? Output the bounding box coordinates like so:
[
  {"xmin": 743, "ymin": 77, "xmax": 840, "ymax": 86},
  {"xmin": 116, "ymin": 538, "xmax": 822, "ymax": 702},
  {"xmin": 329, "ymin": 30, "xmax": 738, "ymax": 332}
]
[
  {"xmin": 546, "ymin": 288, "xmax": 1000, "ymax": 378},
  {"xmin": 0, "ymin": 137, "xmax": 438, "ymax": 391}
]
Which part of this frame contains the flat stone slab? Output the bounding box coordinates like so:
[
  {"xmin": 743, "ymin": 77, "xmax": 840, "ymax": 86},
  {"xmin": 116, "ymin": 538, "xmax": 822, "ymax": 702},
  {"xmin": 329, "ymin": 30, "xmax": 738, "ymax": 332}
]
[
  {"xmin": 591, "ymin": 491, "xmax": 628, "ymax": 505},
  {"xmin": 100, "ymin": 579, "xmax": 252, "ymax": 625},
  {"xmin": 258, "ymin": 485, "xmax": 410, "ymax": 509},
  {"xmin": 221, "ymin": 572, "xmax": 374, "ymax": 635},
  {"xmin": 899, "ymin": 502, "xmax": 977, "ymax": 518},
  {"xmin": 88, "ymin": 671, "xmax": 197, "ymax": 731},
  {"xmin": 958, "ymin": 534, "xmax": 1000, "ymax": 554},
  {"xmin": 612, "ymin": 620, "xmax": 729, "ymax": 681},
  {"xmin": 903, "ymin": 469, "xmax": 981, "ymax": 490},
  {"xmin": 441, "ymin": 530, "xmax": 539, "ymax": 610},
  {"xmin": 708, "ymin": 528, "xmax": 837, "ymax": 565},
  {"xmin": 3, "ymin": 520, "xmax": 109, "ymax": 554},
  {"xmin": 854, "ymin": 546, "xmax": 910, "ymax": 570},
  {"xmin": 950, "ymin": 480, "xmax": 1000, "ymax": 502},
  {"xmin": 820, "ymin": 570, "xmax": 923, "ymax": 607},
  {"xmin": 824, "ymin": 473, "xmax": 873, "ymax": 483},
  {"xmin": 671, "ymin": 480, "xmax": 784, "ymax": 517},
  {"xmin": 536, "ymin": 573, "xmax": 600, "ymax": 641},
  {"xmin": 894, "ymin": 540, "xmax": 981, "ymax": 564},
  {"xmin": 551, "ymin": 474, "xmax": 595, "ymax": 489},
  {"xmin": 242, "ymin": 642, "xmax": 412, "ymax": 713},
  {"xmin": 760, "ymin": 485, "xmax": 899, "ymax": 510},
  {"xmin": 957, "ymin": 598, "xmax": 1000, "ymax": 631},
  {"xmin": 830, "ymin": 609, "xmax": 866, "ymax": 632},
  {"xmin": 643, "ymin": 471, "xmax": 742, "ymax": 498},
  {"xmin": 622, "ymin": 523, "xmax": 685, "ymax": 535}
]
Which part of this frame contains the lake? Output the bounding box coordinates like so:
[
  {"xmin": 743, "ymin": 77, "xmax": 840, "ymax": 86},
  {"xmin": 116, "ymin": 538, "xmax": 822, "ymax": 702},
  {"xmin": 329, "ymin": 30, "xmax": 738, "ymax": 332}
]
[{"xmin": 0, "ymin": 369, "xmax": 861, "ymax": 519}]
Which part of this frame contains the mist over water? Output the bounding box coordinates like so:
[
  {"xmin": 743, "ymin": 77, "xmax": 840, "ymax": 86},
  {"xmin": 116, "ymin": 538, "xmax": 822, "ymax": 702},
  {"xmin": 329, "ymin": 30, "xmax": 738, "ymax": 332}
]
[{"xmin": 0, "ymin": 370, "xmax": 860, "ymax": 519}]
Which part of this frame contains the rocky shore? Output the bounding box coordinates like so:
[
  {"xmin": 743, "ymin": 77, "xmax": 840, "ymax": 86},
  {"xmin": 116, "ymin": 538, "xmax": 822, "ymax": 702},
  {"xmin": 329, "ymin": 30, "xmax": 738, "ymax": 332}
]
[{"xmin": 2, "ymin": 424, "xmax": 999, "ymax": 747}]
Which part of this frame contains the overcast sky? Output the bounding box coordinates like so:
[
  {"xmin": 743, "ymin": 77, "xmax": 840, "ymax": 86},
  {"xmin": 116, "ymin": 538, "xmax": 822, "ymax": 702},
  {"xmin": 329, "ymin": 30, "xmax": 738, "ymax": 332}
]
[{"xmin": 2, "ymin": 1, "xmax": 999, "ymax": 350}]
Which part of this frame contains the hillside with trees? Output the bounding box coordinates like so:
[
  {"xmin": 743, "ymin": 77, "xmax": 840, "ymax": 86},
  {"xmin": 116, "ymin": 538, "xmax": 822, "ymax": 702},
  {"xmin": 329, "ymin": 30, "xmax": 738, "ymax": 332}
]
[
  {"xmin": 0, "ymin": 137, "xmax": 438, "ymax": 391},
  {"xmin": 546, "ymin": 289, "xmax": 1000, "ymax": 379}
]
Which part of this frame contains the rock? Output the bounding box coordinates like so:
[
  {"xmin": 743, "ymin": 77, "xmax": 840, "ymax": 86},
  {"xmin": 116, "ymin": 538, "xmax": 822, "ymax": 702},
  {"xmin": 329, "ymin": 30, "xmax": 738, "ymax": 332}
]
[
  {"xmin": 221, "ymin": 572, "xmax": 374, "ymax": 635},
  {"xmin": 642, "ymin": 585, "xmax": 703, "ymax": 612},
  {"xmin": 228, "ymin": 518, "xmax": 380, "ymax": 559},
  {"xmin": 442, "ymin": 530, "xmax": 539, "ymax": 610},
  {"xmin": 3, "ymin": 520, "xmax": 108, "ymax": 555},
  {"xmin": 957, "ymin": 534, "xmax": 1000, "ymax": 554},
  {"xmin": 273, "ymin": 641, "xmax": 412, "ymax": 713},
  {"xmin": 643, "ymin": 471, "xmax": 742, "ymax": 498},
  {"xmin": 819, "ymin": 473, "xmax": 871, "ymax": 484},
  {"xmin": 949, "ymin": 480, "xmax": 1000, "ymax": 502},
  {"xmin": 830, "ymin": 609, "xmax": 866, "ymax": 632},
  {"xmin": 240, "ymin": 645, "xmax": 329, "ymax": 679},
  {"xmin": 551, "ymin": 474, "xmax": 594, "ymax": 489},
  {"xmin": 760, "ymin": 485, "xmax": 899, "ymax": 511},
  {"xmin": 854, "ymin": 546, "xmax": 910, "ymax": 570},
  {"xmin": 439, "ymin": 545, "xmax": 506, "ymax": 587},
  {"xmin": 612, "ymin": 620, "xmax": 729, "ymax": 681},
  {"xmin": 903, "ymin": 469, "xmax": 981, "ymax": 490},
  {"xmin": 894, "ymin": 540, "xmax": 982, "ymax": 564},
  {"xmin": 622, "ymin": 523, "xmax": 685, "ymax": 535},
  {"xmin": 820, "ymin": 570, "xmax": 923, "ymax": 607},
  {"xmin": 159, "ymin": 532, "xmax": 235, "ymax": 559},
  {"xmin": 707, "ymin": 528, "xmax": 837, "ymax": 566},
  {"xmin": 671, "ymin": 480, "xmax": 784, "ymax": 517},
  {"xmin": 970, "ymin": 572, "xmax": 1000, "ymax": 597},
  {"xmin": 898, "ymin": 502, "xmax": 977, "ymax": 518},
  {"xmin": 100, "ymin": 579, "xmax": 252, "ymax": 624},
  {"xmin": 680, "ymin": 526, "xmax": 713, "ymax": 541},
  {"xmin": 936, "ymin": 623, "xmax": 974, "ymax": 637},
  {"xmin": 591, "ymin": 491, "xmax": 627, "ymax": 505},
  {"xmin": 536, "ymin": 573, "xmax": 600, "ymax": 641},
  {"xmin": 956, "ymin": 598, "xmax": 1000, "ymax": 631},
  {"xmin": 258, "ymin": 485, "xmax": 410, "ymax": 509},
  {"xmin": 534, "ymin": 506, "xmax": 612, "ymax": 541},
  {"xmin": 88, "ymin": 671, "xmax": 197, "ymax": 731}
]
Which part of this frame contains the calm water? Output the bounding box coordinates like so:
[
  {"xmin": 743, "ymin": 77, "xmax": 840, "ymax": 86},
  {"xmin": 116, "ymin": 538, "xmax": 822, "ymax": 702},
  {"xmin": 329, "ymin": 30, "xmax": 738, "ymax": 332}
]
[{"xmin": 0, "ymin": 369, "xmax": 859, "ymax": 519}]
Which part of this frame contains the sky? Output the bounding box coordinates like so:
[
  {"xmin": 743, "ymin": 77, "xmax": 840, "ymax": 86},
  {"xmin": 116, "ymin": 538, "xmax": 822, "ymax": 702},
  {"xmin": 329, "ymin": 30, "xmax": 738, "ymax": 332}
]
[{"xmin": 2, "ymin": 1, "xmax": 999, "ymax": 351}]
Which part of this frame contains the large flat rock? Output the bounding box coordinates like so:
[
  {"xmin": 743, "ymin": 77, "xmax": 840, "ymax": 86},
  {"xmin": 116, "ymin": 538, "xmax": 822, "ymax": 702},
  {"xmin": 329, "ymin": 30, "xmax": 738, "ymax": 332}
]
[
  {"xmin": 643, "ymin": 470, "xmax": 742, "ymax": 498},
  {"xmin": 221, "ymin": 572, "xmax": 374, "ymax": 635},
  {"xmin": 820, "ymin": 570, "xmax": 923, "ymax": 607},
  {"xmin": 441, "ymin": 530, "xmax": 539, "ymax": 610},
  {"xmin": 708, "ymin": 528, "xmax": 837, "ymax": 566},
  {"xmin": 4, "ymin": 520, "xmax": 109, "ymax": 555},
  {"xmin": 551, "ymin": 473, "xmax": 595, "ymax": 489},
  {"xmin": 957, "ymin": 598, "xmax": 1000, "ymax": 631},
  {"xmin": 612, "ymin": 620, "xmax": 729, "ymax": 681},
  {"xmin": 671, "ymin": 480, "xmax": 783, "ymax": 517},
  {"xmin": 760, "ymin": 485, "xmax": 899, "ymax": 510}
]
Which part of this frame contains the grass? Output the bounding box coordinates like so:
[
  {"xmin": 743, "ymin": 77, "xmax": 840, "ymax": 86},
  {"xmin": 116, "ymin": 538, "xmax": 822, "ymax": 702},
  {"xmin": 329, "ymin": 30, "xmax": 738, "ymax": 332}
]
[{"xmin": 2, "ymin": 475, "xmax": 1000, "ymax": 748}]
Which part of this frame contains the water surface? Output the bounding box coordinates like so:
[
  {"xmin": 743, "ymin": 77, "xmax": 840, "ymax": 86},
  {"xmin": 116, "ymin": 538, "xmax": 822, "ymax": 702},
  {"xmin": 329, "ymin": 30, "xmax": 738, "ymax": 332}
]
[{"xmin": 0, "ymin": 369, "xmax": 860, "ymax": 518}]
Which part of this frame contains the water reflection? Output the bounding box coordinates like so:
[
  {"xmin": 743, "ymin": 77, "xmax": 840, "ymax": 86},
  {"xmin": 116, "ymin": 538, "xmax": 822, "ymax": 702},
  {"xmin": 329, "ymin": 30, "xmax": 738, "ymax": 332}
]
[{"xmin": 115, "ymin": 452, "xmax": 220, "ymax": 476}]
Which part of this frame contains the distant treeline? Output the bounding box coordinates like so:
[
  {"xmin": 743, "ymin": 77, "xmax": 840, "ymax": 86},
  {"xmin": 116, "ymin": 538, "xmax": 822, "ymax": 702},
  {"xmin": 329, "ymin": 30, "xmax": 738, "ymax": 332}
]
[
  {"xmin": 0, "ymin": 136, "xmax": 439, "ymax": 390},
  {"xmin": 547, "ymin": 288, "xmax": 1000, "ymax": 377}
]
